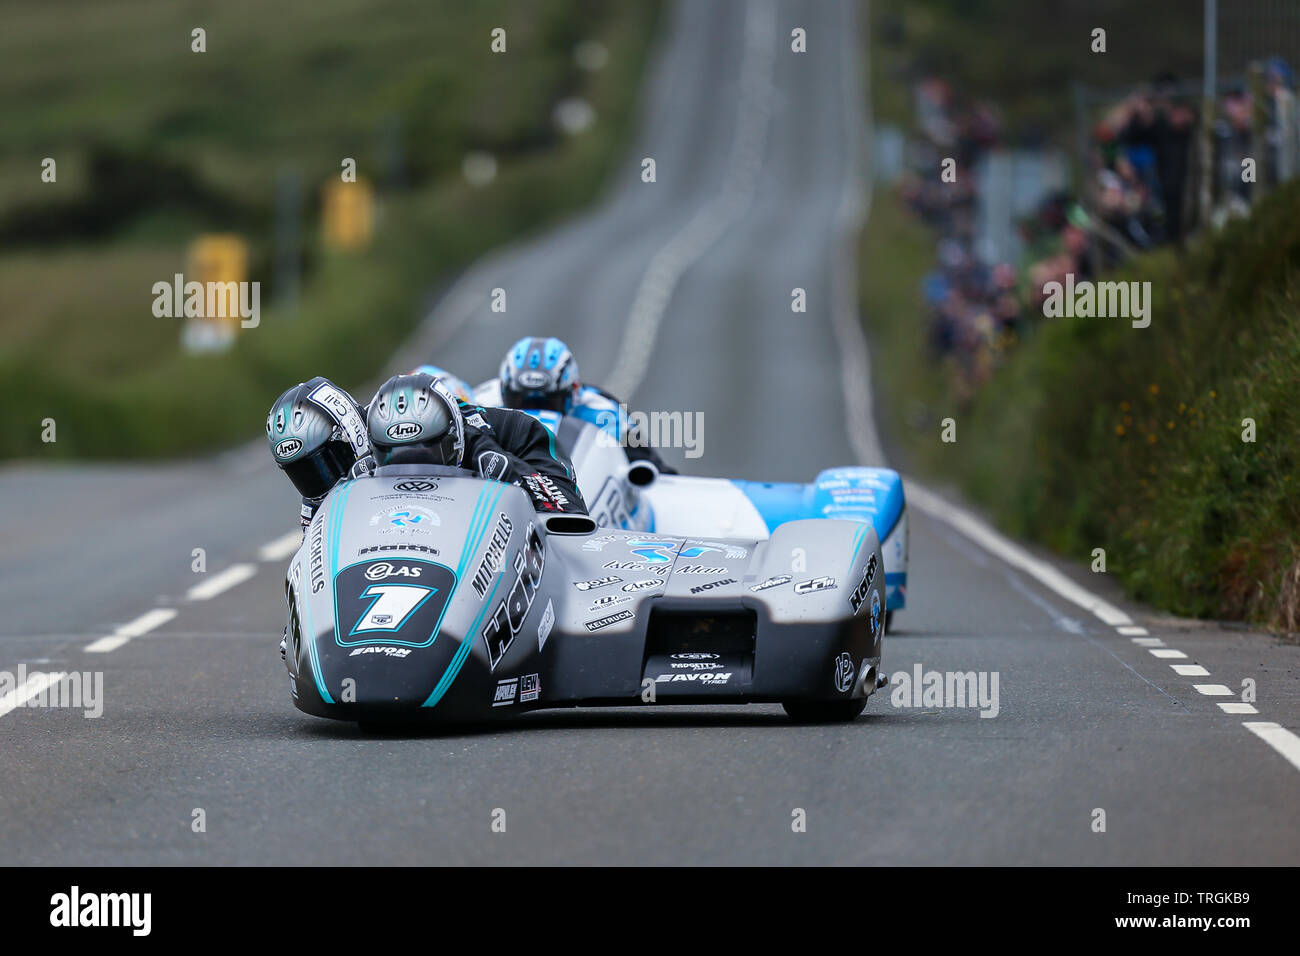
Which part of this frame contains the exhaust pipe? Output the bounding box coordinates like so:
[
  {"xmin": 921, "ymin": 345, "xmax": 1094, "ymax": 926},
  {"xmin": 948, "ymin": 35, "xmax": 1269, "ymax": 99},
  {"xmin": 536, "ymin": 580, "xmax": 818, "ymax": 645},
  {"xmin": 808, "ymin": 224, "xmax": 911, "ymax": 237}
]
[{"xmin": 625, "ymin": 460, "xmax": 658, "ymax": 488}]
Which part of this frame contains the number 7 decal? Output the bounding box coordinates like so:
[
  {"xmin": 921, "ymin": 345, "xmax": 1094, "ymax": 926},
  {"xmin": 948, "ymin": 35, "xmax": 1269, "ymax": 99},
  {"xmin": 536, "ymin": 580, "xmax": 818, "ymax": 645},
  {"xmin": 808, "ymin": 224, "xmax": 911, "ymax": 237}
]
[{"xmin": 351, "ymin": 584, "xmax": 435, "ymax": 634}]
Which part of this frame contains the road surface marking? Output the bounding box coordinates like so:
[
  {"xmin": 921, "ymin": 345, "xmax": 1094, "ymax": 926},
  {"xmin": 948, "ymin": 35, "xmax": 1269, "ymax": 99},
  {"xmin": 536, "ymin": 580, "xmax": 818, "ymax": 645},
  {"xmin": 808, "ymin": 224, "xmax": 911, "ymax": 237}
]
[
  {"xmin": 904, "ymin": 484, "xmax": 1134, "ymax": 628},
  {"xmin": 1132, "ymin": 637, "xmax": 1164, "ymax": 647},
  {"xmin": 605, "ymin": 0, "xmax": 776, "ymax": 398},
  {"xmin": 1193, "ymin": 684, "xmax": 1232, "ymax": 696},
  {"xmin": 1242, "ymin": 722, "xmax": 1300, "ymax": 772},
  {"xmin": 1118, "ymin": 625, "xmax": 1149, "ymax": 635},
  {"xmin": 258, "ymin": 531, "xmax": 302, "ymax": 562},
  {"xmin": 0, "ymin": 671, "xmax": 68, "ymax": 718},
  {"xmin": 85, "ymin": 608, "xmax": 177, "ymax": 653},
  {"xmin": 1150, "ymin": 649, "xmax": 1188, "ymax": 659},
  {"xmin": 1218, "ymin": 702, "xmax": 1257, "ymax": 714},
  {"xmin": 187, "ymin": 563, "xmax": 258, "ymax": 601},
  {"xmin": 1170, "ymin": 664, "xmax": 1210, "ymax": 676}
]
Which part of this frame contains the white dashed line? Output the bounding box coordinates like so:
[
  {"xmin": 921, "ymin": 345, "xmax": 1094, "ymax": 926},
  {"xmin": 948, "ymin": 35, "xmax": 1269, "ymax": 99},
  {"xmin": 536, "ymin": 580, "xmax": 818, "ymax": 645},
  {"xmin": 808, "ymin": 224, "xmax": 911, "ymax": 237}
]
[
  {"xmin": 0, "ymin": 671, "xmax": 68, "ymax": 718},
  {"xmin": 1132, "ymin": 637, "xmax": 1165, "ymax": 647},
  {"xmin": 1118, "ymin": 626, "xmax": 1149, "ymax": 636},
  {"xmin": 1149, "ymin": 649, "xmax": 1188, "ymax": 659},
  {"xmin": 187, "ymin": 563, "xmax": 258, "ymax": 601},
  {"xmin": 1170, "ymin": 664, "xmax": 1210, "ymax": 676},
  {"xmin": 257, "ymin": 531, "xmax": 302, "ymax": 562},
  {"xmin": 85, "ymin": 607, "xmax": 177, "ymax": 653},
  {"xmin": 1193, "ymin": 684, "xmax": 1233, "ymax": 696},
  {"xmin": 1242, "ymin": 722, "xmax": 1300, "ymax": 772},
  {"xmin": 1218, "ymin": 702, "xmax": 1258, "ymax": 714}
]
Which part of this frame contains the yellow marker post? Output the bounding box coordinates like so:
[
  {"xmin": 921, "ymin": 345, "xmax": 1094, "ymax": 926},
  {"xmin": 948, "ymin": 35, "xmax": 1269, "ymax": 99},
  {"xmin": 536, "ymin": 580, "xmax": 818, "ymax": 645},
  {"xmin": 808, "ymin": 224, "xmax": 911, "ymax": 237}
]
[
  {"xmin": 322, "ymin": 177, "xmax": 375, "ymax": 250},
  {"xmin": 182, "ymin": 234, "xmax": 250, "ymax": 353}
]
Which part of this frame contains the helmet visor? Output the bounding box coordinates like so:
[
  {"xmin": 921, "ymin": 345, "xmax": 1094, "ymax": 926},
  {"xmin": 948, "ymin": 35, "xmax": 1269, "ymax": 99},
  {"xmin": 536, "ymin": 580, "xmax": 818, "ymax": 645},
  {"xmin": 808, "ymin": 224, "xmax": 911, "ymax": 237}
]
[
  {"xmin": 504, "ymin": 386, "xmax": 567, "ymax": 414},
  {"xmin": 281, "ymin": 440, "xmax": 357, "ymax": 499}
]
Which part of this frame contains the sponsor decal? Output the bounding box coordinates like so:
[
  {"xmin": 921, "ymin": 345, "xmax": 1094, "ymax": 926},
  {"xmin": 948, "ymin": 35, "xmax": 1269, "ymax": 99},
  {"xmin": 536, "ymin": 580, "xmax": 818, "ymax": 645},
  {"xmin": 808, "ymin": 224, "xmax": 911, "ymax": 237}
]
[
  {"xmin": 622, "ymin": 578, "xmax": 662, "ymax": 592},
  {"xmin": 671, "ymin": 653, "xmax": 720, "ymax": 660},
  {"xmin": 689, "ymin": 578, "xmax": 735, "ymax": 594},
  {"xmin": 348, "ymin": 646, "xmax": 412, "ymax": 658},
  {"xmin": 749, "ymin": 573, "xmax": 792, "ymax": 592},
  {"xmin": 358, "ymin": 543, "xmax": 440, "ymax": 556},
  {"xmin": 393, "ymin": 479, "xmax": 438, "ymax": 493},
  {"xmin": 478, "ymin": 451, "xmax": 509, "ymax": 481},
  {"xmin": 274, "ymin": 437, "xmax": 303, "ymax": 459},
  {"xmin": 683, "ymin": 541, "xmax": 749, "ymax": 559},
  {"xmin": 603, "ymin": 560, "xmax": 669, "ymax": 574},
  {"xmin": 518, "ymin": 370, "xmax": 550, "ymax": 389},
  {"xmin": 364, "ymin": 561, "xmax": 425, "ymax": 582},
  {"xmin": 385, "ymin": 421, "xmax": 423, "ymax": 442},
  {"xmin": 584, "ymin": 609, "xmax": 634, "ymax": 632},
  {"xmin": 369, "ymin": 506, "xmax": 439, "ymax": 535},
  {"xmin": 588, "ymin": 594, "xmax": 631, "ymax": 611},
  {"xmin": 833, "ymin": 652, "xmax": 854, "ymax": 693},
  {"xmin": 308, "ymin": 382, "xmax": 369, "ymax": 456},
  {"xmin": 870, "ymin": 590, "xmax": 883, "ymax": 639},
  {"xmin": 670, "ymin": 661, "xmax": 723, "ymax": 670},
  {"xmin": 794, "ymin": 576, "xmax": 836, "ymax": 594},
  {"xmin": 575, "ymin": 575, "xmax": 621, "ymax": 592},
  {"xmin": 466, "ymin": 413, "xmax": 489, "ymax": 429},
  {"xmin": 333, "ymin": 558, "xmax": 455, "ymax": 648},
  {"xmin": 308, "ymin": 518, "xmax": 326, "ymax": 593},
  {"xmin": 627, "ymin": 539, "xmax": 681, "ymax": 563},
  {"xmin": 849, "ymin": 554, "xmax": 879, "ymax": 615},
  {"xmin": 537, "ymin": 598, "xmax": 554, "ymax": 651},
  {"xmin": 521, "ymin": 473, "xmax": 571, "ymax": 511},
  {"xmin": 673, "ymin": 565, "xmax": 727, "ymax": 575},
  {"xmin": 481, "ymin": 523, "xmax": 546, "ymax": 670},
  {"xmin": 654, "ymin": 672, "xmax": 732, "ymax": 684},
  {"xmin": 493, "ymin": 678, "xmax": 518, "ymax": 707},
  {"xmin": 519, "ymin": 673, "xmax": 541, "ymax": 703},
  {"xmin": 582, "ymin": 531, "xmax": 632, "ymax": 552},
  {"xmin": 587, "ymin": 479, "xmax": 632, "ymax": 531},
  {"xmin": 471, "ymin": 513, "xmax": 514, "ymax": 598}
]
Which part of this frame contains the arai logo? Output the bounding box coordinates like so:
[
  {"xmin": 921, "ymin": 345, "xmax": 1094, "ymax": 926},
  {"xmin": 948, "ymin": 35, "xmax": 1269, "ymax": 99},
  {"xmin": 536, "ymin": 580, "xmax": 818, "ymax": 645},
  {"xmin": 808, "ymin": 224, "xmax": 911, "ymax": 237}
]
[
  {"xmin": 274, "ymin": 437, "xmax": 303, "ymax": 459},
  {"xmin": 386, "ymin": 421, "xmax": 422, "ymax": 441},
  {"xmin": 518, "ymin": 370, "xmax": 549, "ymax": 389}
]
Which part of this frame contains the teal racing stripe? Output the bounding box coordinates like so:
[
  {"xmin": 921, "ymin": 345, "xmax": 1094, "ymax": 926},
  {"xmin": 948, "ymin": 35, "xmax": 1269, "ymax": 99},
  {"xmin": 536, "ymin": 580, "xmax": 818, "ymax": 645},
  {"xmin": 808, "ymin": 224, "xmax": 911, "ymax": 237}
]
[
  {"xmin": 307, "ymin": 482, "xmax": 353, "ymax": 705},
  {"xmin": 544, "ymin": 423, "xmax": 571, "ymax": 478},
  {"xmin": 422, "ymin": 484, "xmax": 507, "ymax": 708}
]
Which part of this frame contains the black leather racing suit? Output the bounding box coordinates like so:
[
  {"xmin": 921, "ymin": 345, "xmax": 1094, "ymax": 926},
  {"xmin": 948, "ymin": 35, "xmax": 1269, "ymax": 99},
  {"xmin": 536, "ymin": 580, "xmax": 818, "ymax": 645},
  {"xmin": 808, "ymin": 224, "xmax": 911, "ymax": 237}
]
[{"xmin": 458, "ymin": 401, "xmax": 587, "ymax": 513}]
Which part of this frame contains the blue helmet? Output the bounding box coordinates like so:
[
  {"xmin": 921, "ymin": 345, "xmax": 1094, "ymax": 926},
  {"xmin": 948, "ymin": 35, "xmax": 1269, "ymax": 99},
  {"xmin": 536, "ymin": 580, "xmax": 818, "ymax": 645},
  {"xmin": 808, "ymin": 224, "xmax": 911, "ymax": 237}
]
[{"xmin": 499, "ymin": 336, "xmax": 580, "ymax": 414}]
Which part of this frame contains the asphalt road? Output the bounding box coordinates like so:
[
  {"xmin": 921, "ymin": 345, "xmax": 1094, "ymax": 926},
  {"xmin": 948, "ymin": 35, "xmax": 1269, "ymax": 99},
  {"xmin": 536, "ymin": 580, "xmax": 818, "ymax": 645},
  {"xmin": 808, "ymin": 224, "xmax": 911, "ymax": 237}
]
[{"xmin": 1, "ymin": 0, "xmax": 1296, "ymax": 865}]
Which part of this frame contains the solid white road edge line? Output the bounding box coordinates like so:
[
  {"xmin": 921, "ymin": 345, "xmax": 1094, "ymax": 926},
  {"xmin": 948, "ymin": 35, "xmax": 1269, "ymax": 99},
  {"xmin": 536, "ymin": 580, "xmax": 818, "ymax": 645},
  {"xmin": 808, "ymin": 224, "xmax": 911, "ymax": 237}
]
[
  {"xmin": 0, "ymin": 671, "xmax": 68, "ymax": 718},
  {"xmin": 187, "ymin": 563, "xmax": 258, "ymax": 601},
  {"xmin": 903, "ymin": 483, "xmax": 1135, "ymax": 628}
]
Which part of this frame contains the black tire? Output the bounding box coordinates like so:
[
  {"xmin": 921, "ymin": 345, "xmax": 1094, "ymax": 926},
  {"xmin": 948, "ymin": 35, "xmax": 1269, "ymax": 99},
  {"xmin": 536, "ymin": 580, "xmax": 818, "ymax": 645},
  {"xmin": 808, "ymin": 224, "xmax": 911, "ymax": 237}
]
[{"xmin": 782, "ymin": 698, "xmax": 867, "ymax": 723}]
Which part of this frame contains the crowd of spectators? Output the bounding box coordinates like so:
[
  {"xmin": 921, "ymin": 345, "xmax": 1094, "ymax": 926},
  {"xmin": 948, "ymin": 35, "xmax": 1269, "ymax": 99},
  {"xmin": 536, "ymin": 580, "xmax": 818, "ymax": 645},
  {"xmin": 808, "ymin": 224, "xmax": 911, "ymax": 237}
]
[{"xmin": 897, "ymin": 61, "xmax": 1299, "ymax": 401}]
